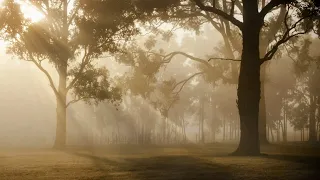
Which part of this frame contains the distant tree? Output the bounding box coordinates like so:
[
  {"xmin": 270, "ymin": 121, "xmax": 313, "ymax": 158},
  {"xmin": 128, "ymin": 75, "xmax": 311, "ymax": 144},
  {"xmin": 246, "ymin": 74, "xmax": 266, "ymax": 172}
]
[
  {"xmin": 288, "ymin": 38, "xmax": 320, "ymax": 142},
  {"xmin": 0, "ymin": 0, "xmax": 146, "ymax": 148}
]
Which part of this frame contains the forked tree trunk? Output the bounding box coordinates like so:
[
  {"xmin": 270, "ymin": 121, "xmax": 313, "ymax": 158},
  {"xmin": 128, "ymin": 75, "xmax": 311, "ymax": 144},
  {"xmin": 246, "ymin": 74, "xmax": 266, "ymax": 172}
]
[{"xmin": 232, "ymin": 2, "xmax": 262, "ymax": 155}]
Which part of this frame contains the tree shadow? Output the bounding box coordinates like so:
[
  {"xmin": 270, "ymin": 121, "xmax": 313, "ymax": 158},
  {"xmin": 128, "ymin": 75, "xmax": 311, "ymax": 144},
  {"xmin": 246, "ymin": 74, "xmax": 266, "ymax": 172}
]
[
  {"xmin": 68, "ymin": 151, "xmax": 235, "ymax": 180},
  {"xmin": 263, "ymin": 154, "xmax": 320, "ymax": 168}
]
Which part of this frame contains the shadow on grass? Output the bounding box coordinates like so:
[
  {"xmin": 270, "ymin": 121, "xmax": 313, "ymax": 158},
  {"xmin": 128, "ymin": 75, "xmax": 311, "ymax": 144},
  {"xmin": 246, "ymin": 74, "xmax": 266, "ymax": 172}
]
[
  {"xmin": 69, "ymin": 151, "xmax": 235, "ymax": 180},
  {"xmin": 263, "ymin": 154, "xmax": 320, "ymax": 168}
]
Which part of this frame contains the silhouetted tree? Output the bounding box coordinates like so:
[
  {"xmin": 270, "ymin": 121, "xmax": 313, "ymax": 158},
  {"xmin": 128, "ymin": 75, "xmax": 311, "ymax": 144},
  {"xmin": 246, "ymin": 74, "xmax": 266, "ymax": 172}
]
[{"xmin": 130, "ymin": 0, "xmax": 320, "ymax": 155}]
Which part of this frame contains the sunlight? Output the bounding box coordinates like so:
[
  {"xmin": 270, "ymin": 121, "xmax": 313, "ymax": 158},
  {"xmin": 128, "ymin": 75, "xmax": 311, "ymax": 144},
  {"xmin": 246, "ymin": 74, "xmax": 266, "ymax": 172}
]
[
  {"xmin": 0, "ymin": 0, "xmax": 44, "ymax": 54},
  {"xmin": 0, "ymin": 0, "xmax": 44, "ymax": 23}
]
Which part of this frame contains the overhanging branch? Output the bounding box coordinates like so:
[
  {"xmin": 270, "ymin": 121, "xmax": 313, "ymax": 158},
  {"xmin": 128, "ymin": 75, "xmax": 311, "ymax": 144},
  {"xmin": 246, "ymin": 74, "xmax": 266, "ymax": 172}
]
[
  {"xmin": 193, "ymin": 0, "xmax": 243, "ymax": 30},
  {"xmin": 172, "ymin": 71, "xmax": 204, "ymax": 96},
  {"xmin": 261, "ymin": 10, "xmax": 313, "ymax": 64},
  {"xmin": 260, "ymin": 0, "xmax": 292, "ymax": 19},
  {"xmin": 66, "ymin": 96, "xmax": 94, "ymax": 107}
]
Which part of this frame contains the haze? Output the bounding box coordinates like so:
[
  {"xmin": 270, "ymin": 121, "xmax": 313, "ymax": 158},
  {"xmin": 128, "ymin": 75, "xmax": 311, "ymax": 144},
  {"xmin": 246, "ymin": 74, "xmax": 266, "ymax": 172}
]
[{"xmin": 0, "ymin": 0, "xmax": 319, "ymax": 180}]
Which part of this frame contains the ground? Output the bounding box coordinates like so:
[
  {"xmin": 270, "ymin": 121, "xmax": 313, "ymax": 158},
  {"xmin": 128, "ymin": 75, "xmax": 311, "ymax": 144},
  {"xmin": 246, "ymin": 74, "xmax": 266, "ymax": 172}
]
[{"xmin": 0, "ymin": 143, "xmax": 319, "ymax": 180}]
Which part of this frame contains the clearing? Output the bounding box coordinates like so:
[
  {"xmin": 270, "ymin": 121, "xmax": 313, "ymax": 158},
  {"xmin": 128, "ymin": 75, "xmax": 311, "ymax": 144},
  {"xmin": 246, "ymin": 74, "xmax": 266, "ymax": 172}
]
[{"xmin": 0, "ymin": 143, "xmax": 319, "ymax": 180}]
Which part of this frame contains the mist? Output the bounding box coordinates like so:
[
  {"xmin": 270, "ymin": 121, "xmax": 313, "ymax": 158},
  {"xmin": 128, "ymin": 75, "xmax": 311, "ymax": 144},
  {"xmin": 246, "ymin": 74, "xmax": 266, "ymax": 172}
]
[{"xmin": 0, "ymin": 0, "xmax": 320, "ymax": 179}]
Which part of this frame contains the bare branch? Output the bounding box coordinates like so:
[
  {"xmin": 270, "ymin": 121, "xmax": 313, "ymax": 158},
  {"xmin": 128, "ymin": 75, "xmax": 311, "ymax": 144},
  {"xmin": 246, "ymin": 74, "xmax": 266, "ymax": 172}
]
[
  {"xmin": 159, "ymin": 51, "xmax": 240, "ymax": 67},
  {"xmin": 172, "ymin": 72, "xmax": 204, "ymax": 96},
  {"xmin": 261, "ymin": 14, "xmax": 312, "ymax": 64},
  {"xmin": 260, "ymin": 0, "xmax": 292, "ymax": 19},
  {"xmin": 208, "ymin": 57, "xmax": 241, "ymax": 62},
  {"xmin": 193, "ymin": 0, "xmax": 243, "ymax": 30},
  {"xmin": 230, "ymin": 0, "xmax": 236, "ymax": 17},
  {"xmin": 66, "ymin": 96, "xmax": 94, "ymax": 107},
  {"xmin": 28, "ymin": 52, "xmax": 59, "ymax": 98}
]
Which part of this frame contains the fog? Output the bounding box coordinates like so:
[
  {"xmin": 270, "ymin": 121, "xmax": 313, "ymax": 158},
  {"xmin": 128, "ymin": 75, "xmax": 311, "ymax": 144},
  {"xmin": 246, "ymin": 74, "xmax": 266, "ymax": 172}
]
[{"xmin": 0, "ymin": 23, "xmax": 318, "ymax": 148}]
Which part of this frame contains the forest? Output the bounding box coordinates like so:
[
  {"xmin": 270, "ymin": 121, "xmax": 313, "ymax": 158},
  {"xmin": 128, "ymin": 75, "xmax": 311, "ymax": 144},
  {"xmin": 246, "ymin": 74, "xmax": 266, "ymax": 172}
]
[{"xmin": 0, "ymin": 0, "xmax": 319, "ymax": 179}]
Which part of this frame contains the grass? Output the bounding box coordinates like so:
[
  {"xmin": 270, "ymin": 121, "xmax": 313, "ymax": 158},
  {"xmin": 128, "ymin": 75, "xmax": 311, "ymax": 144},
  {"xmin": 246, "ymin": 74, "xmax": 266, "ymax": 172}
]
[{"xmin": 0, "ymin": 143, "xmax": 319, "ymax": 180}]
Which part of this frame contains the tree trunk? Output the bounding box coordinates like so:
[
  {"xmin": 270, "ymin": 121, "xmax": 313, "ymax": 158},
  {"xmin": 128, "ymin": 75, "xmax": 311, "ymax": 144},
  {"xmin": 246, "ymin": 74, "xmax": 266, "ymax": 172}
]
[
  {"xmin": 232, "ymin": 1, "xmax": 261, "ymax": 156},
  {"xmin": 282, "ymin": 99, "xmax": 287, "ymax": 143},
  {"xmin": 53, "ymin": 0, "xmax": 68, "ymax": 149},
  {"xmin": 53, "ymin": 67, "xmax": 67, "ymax": 149},
  {"xmin": 270, "ymin": 127, "xmax": 275, "ymax": 142},
  {"xmin": 200, "ymin": 97, "xmax": 205, "ymax": 143},
  {"xmin": 229, "ymin": 121, "xmax": 232, "ymax": 141},
  {"xmin": 259, "ymin": 64, "xmax": 269, "ymax": 145},
  {"xmin": 309, "ymin": 95, "xmax": 317, "ymax": 142},
  {"xmin": 223, "ymin": 116, "xmax": 226, "ymax": 141}
]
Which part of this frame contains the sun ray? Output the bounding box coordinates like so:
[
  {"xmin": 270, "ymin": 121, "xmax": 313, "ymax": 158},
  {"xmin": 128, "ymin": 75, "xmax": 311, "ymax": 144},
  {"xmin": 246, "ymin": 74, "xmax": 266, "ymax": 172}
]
[{"xmin": 0, "ymin": 0, "xmax": 44, "ymax": 23}]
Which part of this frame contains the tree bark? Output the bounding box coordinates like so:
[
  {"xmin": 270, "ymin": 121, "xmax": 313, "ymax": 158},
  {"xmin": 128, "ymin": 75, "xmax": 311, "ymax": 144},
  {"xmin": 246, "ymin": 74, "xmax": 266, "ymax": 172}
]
[
  {"xmin": 53, "ymin": 66, "xmax": 67, "ymax": 149},
  {"xmin": 232, "ymin": 1, "xmax": 262, "ymax": 156},
  {"xmin": 259, "ymin": 64, "xmax": 269, "ymax": 144},
  {"xmin": 53, "ymin": 0, "xmax": 69, "ymax": 149}
]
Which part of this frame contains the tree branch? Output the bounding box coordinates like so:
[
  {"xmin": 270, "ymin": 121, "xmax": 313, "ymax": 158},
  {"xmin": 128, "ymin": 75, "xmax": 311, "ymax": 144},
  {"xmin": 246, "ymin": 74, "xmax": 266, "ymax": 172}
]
[
  {"xmin": 261, "ymin": 11, "xmax": 313, "ymax": 64},
  {"xmin": 66, "ymin": 46, "xmax": 90, "ymax": 91},
  {"xmin": 208, "ymin": 57, "xmax": 241, "ymax": 62},
  {"xmin": 66, "ymin": 96, "xmax": 94, "ymax": 107},
  {"xmin": 260, "ymin": 0, "xmax": 292, "ymax": 19},
  {"xmin": 27, "ymin": 51, "xmax": 59, "ymax": 98},
  {"xmin": 67, "ymin": 4, "xmax": 80, "ymax": 27},
  {"xmin": 172, "ymin": 72, "xmax": 204, "ymax": 96},
  {"xmin": 193, "ymin": 0, "xmax": 243, "ymax": 30},
  {"xmin": 159, "ymin": 51, "xmax": 240, "ymax": 67}
]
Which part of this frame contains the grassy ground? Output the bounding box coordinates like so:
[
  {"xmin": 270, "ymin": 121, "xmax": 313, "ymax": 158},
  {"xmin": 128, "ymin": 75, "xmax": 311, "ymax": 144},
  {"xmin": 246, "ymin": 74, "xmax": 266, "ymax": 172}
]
[{"xmin": 0, "ymin": 143, "xmax": 319, "ymax": 180}]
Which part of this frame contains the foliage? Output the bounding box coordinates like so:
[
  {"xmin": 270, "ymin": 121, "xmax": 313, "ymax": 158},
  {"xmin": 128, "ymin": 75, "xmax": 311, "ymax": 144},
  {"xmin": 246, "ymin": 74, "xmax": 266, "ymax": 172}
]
[{"xmin": 0, "ymin": 0, "xmax": 146, "ymax": 106}]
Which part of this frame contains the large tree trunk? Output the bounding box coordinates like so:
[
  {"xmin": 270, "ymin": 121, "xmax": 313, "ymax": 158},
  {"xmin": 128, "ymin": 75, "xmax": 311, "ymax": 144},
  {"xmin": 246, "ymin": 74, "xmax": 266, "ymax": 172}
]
[
  {"xmin": 232, "ymin": 1, "xmax": 262, "ymax": 156},
  {"xmin": 53, "ymin": 0, "xmax": 69, "ymax": 149},
  {"xmin": 54, "ymin": 67, "xmax": 67, "ymax": 149},
  {"xmin": 259, "ymin": 64, "xmax": 269, "ymax": 145},
  {"xmin": 309, "ymin": 95, "xmax": 317, "ymax": 142}
]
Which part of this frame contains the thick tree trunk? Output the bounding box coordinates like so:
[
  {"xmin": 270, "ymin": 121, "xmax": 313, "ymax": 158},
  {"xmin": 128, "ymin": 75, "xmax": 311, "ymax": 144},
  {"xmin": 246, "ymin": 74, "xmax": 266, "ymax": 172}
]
[
  {"xmin": 53, "ymin": 0, "xmax": 68, "ymax": 149},
  {"xmin": 259, "ymin": 64, "xmax": 269, "ymax": 145},
  {"xmin": 232, "ymin": 2, "xmax": 262, "ymax": 156},
  {"xmin": 53, "ymin": 68, "xmax": 67, "ymax": 149}
]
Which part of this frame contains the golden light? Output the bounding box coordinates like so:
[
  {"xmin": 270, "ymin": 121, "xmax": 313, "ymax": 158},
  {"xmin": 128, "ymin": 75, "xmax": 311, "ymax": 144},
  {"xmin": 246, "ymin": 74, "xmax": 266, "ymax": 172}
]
[
  {"xmin": 0, "ymin": 0, "xmax": 44, "ymax": 54},
  {"xmin": 0, "ymin": 0, "xmax": 44, "ymax": 23}
]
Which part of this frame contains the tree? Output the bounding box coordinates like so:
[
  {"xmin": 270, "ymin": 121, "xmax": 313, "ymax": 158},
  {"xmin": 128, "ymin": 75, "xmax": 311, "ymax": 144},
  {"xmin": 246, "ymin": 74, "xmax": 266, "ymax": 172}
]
[
  {"xmin": 0, "ymin": 0, "xmax": 146, "ymax": 148},
  {"xmin": 288, "ymin": 38, "xmax": 320, "ymax": 142},
  {"xmin": 129, "ymin": 0, "xmax": 320, "ymax": 155}
]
